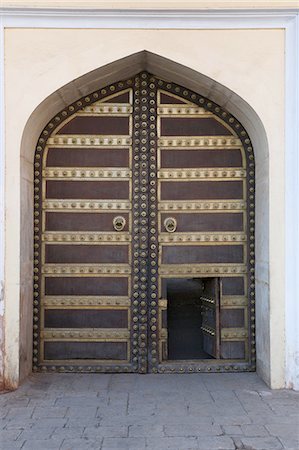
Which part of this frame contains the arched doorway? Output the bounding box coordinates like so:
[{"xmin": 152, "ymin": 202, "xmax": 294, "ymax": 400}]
[{"xmin": 33, "ymin": 71, "xmax": 255, "ymax": 374}]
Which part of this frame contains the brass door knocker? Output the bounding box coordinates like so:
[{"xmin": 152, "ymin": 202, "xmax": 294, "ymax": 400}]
[
  {"xmin": 164, "ymin": 217, "xmax": 177, "ymax": 233},
  {"xmin": 113, "ymin": 216, "xmax": 126, "ymax": 232}
]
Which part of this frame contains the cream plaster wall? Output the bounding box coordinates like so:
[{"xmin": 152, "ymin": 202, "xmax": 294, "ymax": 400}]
[
  {"xmin": 3, "ymin": 28, "xmax": 285, "ymax": 387},
  {"xmin": 1, "ymin": 0, "xmax": 299, "ymax": 10}
]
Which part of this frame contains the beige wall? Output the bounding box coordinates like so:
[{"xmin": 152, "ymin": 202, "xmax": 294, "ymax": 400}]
[
  {"xmin": 1, "ymin": 1, "xmax": 298, "ymax": 9},
  {"xmin": 4, "ymin": 28, "xmax": 285, "ymax": 387}
]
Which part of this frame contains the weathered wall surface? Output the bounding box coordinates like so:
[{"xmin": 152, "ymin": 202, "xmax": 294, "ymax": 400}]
[{"xmin": 2, "ymin": 27, "xmax": 285, "ymax": 388}]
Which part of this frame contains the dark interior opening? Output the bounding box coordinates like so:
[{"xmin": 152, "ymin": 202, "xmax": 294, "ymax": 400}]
[{"xmin": 167, "ymin": 278, "xmax": 212, "ymax": 360}]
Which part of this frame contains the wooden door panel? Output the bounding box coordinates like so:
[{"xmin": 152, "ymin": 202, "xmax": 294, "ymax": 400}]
[
  {"xmin": 200, "ymin": 278, "xmax": 220, "ymax": 358},
  {"xmin": 160, "ymin": 180, "xmax": 244, "ymax": 200},
  {"xmin": 46, "ymin": 148, "xmax": 130, "ymax": 167},
  {"xmin": 160, "ymin": 149, "xmax": 243, "ymax": 168},
  {"xmin": 160, "ymin": 117, "xmax": 233, "ymax": 136},
  {"xmin": 44, "ymin": 309, "xmax": 128, "ymax": 328},
  {"xmin": 45, "ymin": 212, "xmax": 130, "ymax": 232},
  {"xmin": 221, "ymin": 277, "xmax": 245, "ymax": 295},
  {"xmin": 44, "ymin": 342, "xmax": 128, "ymax": 361},
  {"xmin": 161, "ymin": 245, "xmax": 244, "ymax": 264},
  {"xmin": 46, "ymin": 180, "xmax": 130, "ymax": 199},
  {"xmin": 44, "ymin": 277, "xmax": 129, "ymax": 296},
  {"xmin": 44, "ymin": 244, "xmax": 130, "ymax": 264},
  {"xmin": 160, "ymin": 213, "xmax": 244, "ymax": 233},
  {"xmin": 57, "ymin": 116, "xmax": 130, "ymax": 135}
]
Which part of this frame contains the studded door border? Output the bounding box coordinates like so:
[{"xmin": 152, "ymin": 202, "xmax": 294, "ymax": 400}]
[{"xmin": 33, "ymin": 72, "xmax": 256, "ymax": 374}]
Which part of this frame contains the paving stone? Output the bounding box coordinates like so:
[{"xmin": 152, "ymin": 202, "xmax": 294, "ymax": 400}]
[
  {"xmin": 128, "ymin": 424, "xmax": 164, "ymax": 437},
  {"xmin": 197, "ymin": 436, "xmax": 235, "ymax": 449},
  {"xmin": 146, "ymin": 436, "xmax": 198, "ymax": 449},
  {"xmin": 265, "ymin": 423, "xmax": 299, "ymax": 438},
  {"xmin": 50, "ymin": 426, "xmax": 84, "ymax": 439},
  {"xmin": 61, "ymin": 438, "xmax": 102, "ymax": 449},
  {"xmin": 65, "ymin": 418, "xmax": 102, "ymax": 428},
  {"xmin": 6, "ymin": 407, "xmax": 35, "ymax": 419},
  {"xmin": 0, "ymin": 418, "xmax": 9, "ymax": 429},
  {"xmin": 0, "ymin": 441, "xmax": 25, "ymax": 449},
  {"xmin": 0, "ymin": 407, "xmax": 9, "ymax": 419},
  {"xmin": 102, "ymin": 437, "xmax": 146, "ymax": 449},
  {"xmin": 4, "ymin": 419, "xmax": 35, "ymax": 429},
  {"xmin": 248, "ymin": 413, "xmax": 298, "ymax": 425},
  {"xmin": 65, "ymin": 406, "xmax": 98, "ymax": 418},
  {"xmin": 241, "ymin": 436, "xmax": 283, "ymax": 449},
  {"xmin": 164, "ymin": 423, "xmax": 222, "ymax": 437},
  {"xmin": 83, "ymin": 425, "xmax": 128, "ymax": 438},
  {"xmin": 0, "ymin": 429, "xmax": 23, "ymax": 441},
  {"xmin": 241, "ymin": 424, "xmax": 270, "ymax": 436},
  {"xmin": 55, "ymin": 395, "xmax": 104, "ymax": 407},
  {"xmin": 222, "ymin": 425, "xmax": 243, "ymax": 435},
  {"xmin": 30, "ymin": 417, "xmax": 68, "ymax": 428},
  {"xmin": 279, "ymin": 437, "xmax": 299, "ymax": 450},
  {"xmin": 213, "ymin": 414, "xmax": 252, "ymax": 425},
  {"xmin": 22, "ymin": 439, "xmax": 64, "ymax": 449},
  {"xmin": 32, "ymin": 406, "xmax": 68, "ymax": 418},
  {"xmin": 18, "ymin": 427, "xmax": 54, "ymax": 440}
]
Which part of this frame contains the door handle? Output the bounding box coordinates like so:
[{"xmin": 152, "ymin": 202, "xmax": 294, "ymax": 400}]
[
  {"xmin": 113, "ymin": 216, "xmax": 126, "ymax": 232},
  {"xmin": 164, "ymin": 217, "xmax": 177, "ymax": 233}
]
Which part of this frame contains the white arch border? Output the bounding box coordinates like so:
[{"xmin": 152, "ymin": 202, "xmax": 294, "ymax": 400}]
[{"xmin": 0, "ymin": 8, "xmax": 298, "ymax": 390}]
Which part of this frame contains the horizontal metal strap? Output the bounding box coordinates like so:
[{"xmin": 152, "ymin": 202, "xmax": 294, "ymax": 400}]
[
  {"xmin": 43, "ymin": 168, "xmax": 132, "ymax": 180},
  {"xmin": 159, "ymin": 233, "xmax": 246, "ymax": 243},
  {"xmin": 42, "ymin": 296, "xmax": 130, "ymax": 307},
  {"xmin": 47, "ymin": 136, "xmax": 132, "ymax": 147},
  {"xmin": 43, "ymin": 232, "xmax": 131, "ymax": 243},
  {"xmin": 158, "ymin": 106, "xmax": 212, "ymax": 115},
  {"xmin": 158, "ymin": 168, "xmax": 246, "ymax": 180},
  {"xmin": 158, "ymin": 200, "xmax": 246, "ymax": 211},
  {"xmin": 159, "ymin": 264, "xmax": 247, "ymax": 276},
  {"xmin": 42, "ymin": 264, "xmax": 131, "ymax": 275},
  {"xmin": 158, "ymin": 136, "xmax": 242, "ymax": 148},
  {"xmin": 41, "ymin": 328, "xmax": 130, "ymax": 340},
  {"xmin": 79, "ymin": 104, "xmax": 132, "ymax": 115},
  {"xmin": 221, "ymin": 328, "xmax": 248, "ymax": 340},
  {"xmin": 221, "ymin": 296, "xmax": 248, "ymax": 307},
  {"xmin": 43, "ymin": 200, "xmax": 131, "ymax": 211}
]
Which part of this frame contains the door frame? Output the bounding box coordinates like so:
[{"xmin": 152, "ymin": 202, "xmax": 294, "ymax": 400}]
[{"xmin": 2, "ymin": 8, "xmax": 297, "ymax": 387}]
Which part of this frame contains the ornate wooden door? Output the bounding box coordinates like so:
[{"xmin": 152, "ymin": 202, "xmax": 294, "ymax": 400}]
[{"xmin": 33, "ymin": 72, "xmax": 255, "ymax": 374}]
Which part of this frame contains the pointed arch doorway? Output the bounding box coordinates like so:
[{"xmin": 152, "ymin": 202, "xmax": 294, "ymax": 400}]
[{"xmin": 33, "ymin": 72, "xmax": 255, "ymax": 374}]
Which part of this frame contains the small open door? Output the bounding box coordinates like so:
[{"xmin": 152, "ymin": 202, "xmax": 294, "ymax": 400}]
[{"xmin": 200, "ymin": 278, "xmax": 220, "ymax": 358}]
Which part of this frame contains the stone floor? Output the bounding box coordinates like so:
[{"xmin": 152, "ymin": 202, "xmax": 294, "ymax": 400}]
[{"xmin": 0, "ymin": 373, "xmax": 298, "ymax": 450}]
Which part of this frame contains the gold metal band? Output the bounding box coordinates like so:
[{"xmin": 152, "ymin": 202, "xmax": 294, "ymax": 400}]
[
  {"xmin": 47, "ymin": 136, "xmax": 132, "ymax": 147},
  {"xmin": 42, "ymin": 296, "xmax": 130, "ymax": 307},
  {"xmin": 43, "ymin": 232, "xmax": 131, "ymax": 243},
  {"xmin": 42, "ymin": 264, "xmax": 131, "ymax": 275},
  {"xmin": 158, "ymin": 168, "xmax": 246, "ymax": 179},
  {"xmin": 158, "ymin": 201, "xmax": 246, "ymax": 211},
  {"xmin": 158, "ymin": 137, "xmax": 241, "ymax": 147},
  {"xmin": 43, "ymin": 168, "xmax": 131, "ymax": 179},
  {"xmin": 41, "ymin": 328, "xmax": 130, "ymax": 340},
  {"xmin": 159, "ymin": 232, "xmax": 246, "ymax": 243},
  {"xmin": 43, "ymin": 200, "xmax": 131, "ymax": 211}
]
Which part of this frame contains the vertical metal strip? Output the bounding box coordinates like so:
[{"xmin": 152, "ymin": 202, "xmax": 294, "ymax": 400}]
[
  {"xmin": 132, "ymin": 73, "xmax": 148, "ymax": 373},
  {"xmin": 147, "ymin": 74, "xmax": 159, "ymax": 373}
]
